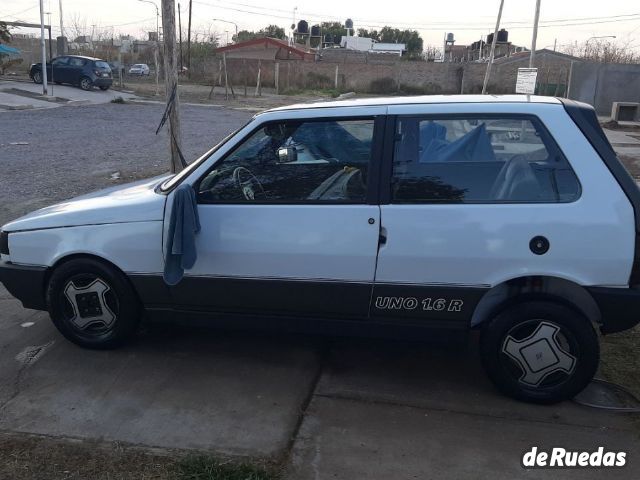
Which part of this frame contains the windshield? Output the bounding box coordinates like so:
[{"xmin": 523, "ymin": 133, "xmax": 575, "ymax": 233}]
[
  {"xmin": 159, "ymin": 120, "xmax": 253, "ymax": 192},
  {"xmin": 95, "ymin": 61, "xmax": 110, "ymax": 69}
]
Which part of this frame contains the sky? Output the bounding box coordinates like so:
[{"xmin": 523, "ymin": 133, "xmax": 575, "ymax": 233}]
[{"xmin": 2, "ymin": 0, "xmax": 640, "ymax": 53}]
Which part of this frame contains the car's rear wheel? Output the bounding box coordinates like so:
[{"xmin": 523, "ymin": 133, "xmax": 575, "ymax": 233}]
[
  {"xmin": 47, "ymin": 258, "xmax": 141, "ymax": 349},
  {"xmin": 99, "ymin": 85, "xmax": 110, "ymax": 91},
  {"xmin": 479, "ymin": 301, "xmax": 599, "ymax": 404},
  {"xmin": 32, "ymin": 71, "xmax": 42, "ymax": 84},
  {"xmin": 79, "ymin": 76, "xmax": 93, "ymax": 91}
]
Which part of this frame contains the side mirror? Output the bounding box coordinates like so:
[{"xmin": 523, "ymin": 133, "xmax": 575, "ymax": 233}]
[{"xmin": 277, "ymin": 146, "xmax": 298, "ymax": 164}]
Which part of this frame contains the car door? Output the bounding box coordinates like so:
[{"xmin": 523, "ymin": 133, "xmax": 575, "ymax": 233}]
[
  {"xmin": 166, "ymin": 110, "xmax": 385, "ymax": 320},
  {"xmin": 372, "ymin": 103, "xmax": 594, "ymax": 328},
  {"xmin": 49, "ymin": 56, "xmax": 70, "ymax": 83},
  {"xmin": 67, "ymin": 57, "xmax": 87, "ymax": 84}
]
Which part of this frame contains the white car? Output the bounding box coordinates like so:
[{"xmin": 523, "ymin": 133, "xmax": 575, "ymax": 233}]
[
  {"xmin": 128, "ymin": 63, "xmax": 150, "ymax": 76},
  {"xmin": 2, "ymin": 95, "xmax": 639, "ymax": 404}
]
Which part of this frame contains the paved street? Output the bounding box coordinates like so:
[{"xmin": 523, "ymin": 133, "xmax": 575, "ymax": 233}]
[{"xmin": 0, "ymin": 101, "xmax": 639, "ymax": 479}]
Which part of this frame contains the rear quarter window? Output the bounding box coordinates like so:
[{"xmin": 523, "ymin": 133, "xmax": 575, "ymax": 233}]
[{"xmin": 391, "ymin": 115, "xmax": 581, "ymax": 204}]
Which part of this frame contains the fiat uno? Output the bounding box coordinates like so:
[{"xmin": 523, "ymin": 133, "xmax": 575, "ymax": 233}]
[{"xmin": 2, "ymin": 95, "xmax": 639, "ymax": 404}]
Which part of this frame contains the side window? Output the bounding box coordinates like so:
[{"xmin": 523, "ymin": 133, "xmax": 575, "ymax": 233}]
[
  {"xmin": 197, "ymin": 119, "xmax": 374, "ymax": 203},
  {"xmin": 68, "ymin": 58, "xmax": 86, "ymax": 67},
  {"xmin": 52, "ymin": 57, "xmax": 69, "ymax": 66},
  {"xmin": 392, "ymin": 116, "xmax": 580, "ymax": 203}
]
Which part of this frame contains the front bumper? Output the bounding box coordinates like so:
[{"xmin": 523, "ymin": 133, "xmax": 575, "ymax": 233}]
[
  {"xmin": 588, "ymin": 287, "xmax": 640, "ymax": 334},
  {"xmin": 0, "ymin": 261, "xmax": 48, "ymax": 311}
]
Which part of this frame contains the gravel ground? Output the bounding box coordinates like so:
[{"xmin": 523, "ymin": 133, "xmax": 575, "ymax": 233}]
[{"xmin": 0, "ymin": 103, "xmax": 253, "ymax": 225}]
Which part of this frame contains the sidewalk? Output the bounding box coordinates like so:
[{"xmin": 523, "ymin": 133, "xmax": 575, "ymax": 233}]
[{"xmin": 0, "ymin": 80, "xmax": 137, "ymax": 110}]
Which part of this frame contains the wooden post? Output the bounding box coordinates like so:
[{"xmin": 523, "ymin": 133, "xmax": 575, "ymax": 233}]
[
  {"xmin": 255, "ymin": 59, "xmax": 262, "ymax": 96},
  {"xmin": 118, "ymin": 49, "xmax": 123, "ymax": 88},
  {"xmin": 243, "ymin": 59, "xmax": 248, "ymax": 97},
  {"xmin": 178, "ymin": 3, "xmax": 183, "ymax": 72},
  {"xmin": 153, "ymin": 45, "xmax": 160, "ymax": 96},
  {"xmin": 161, "ymin": 0, "xmax": 184, "ymax": 173},
  {"xmin": 334, "ymin": 64, "xmax": 339, "ymax": 89},
  {"xmin": 186, "ymin": 0, "xmax": 192, "ymax": 76},
  {"xmin": 275, "ymin": 62, "xmax": 280, "ymax": 95},
  {"xmin": 223, "ymin": 52, "xmax": 229, "ymax": 100},
  {"xmin": 482, "ymin": 0, "xmax": 505, "ymax": 94}
]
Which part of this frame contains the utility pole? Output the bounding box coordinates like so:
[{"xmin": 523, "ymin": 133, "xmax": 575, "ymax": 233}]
[
  {"xmin": 178, "ymin": 3, "xmax": 183, "ymax": 72},
  {"xmin": 482, "ymin": 0, "xmax": 504, "ymax": 94},
  {"xmin": 529, "ymin": 0, "xmax": 542, "ymax": 68},
  {"xmin": 58, "ymin": 0, "xmax": 64, "ymax": 37},
  {"xmin": 187, "ymin": 0, "xmax": 192, "ymax": 73},
  {"xmin": 161, "ymin": 0, "xmax": 185, "ymax": 172},
  {"xmin": 39, "ymin": 0, "xmax": 48, "ymax": 95}
]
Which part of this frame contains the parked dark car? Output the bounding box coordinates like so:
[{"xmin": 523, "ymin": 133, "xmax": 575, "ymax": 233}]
[{"xmin": 29, "ymin": 55, "xmax": 113, "ymax": 91}]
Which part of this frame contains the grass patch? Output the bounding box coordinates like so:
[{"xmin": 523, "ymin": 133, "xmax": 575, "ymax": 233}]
[
  {"xmin": 175, "ymin": 455, "xmax": 278, "ymax": 480},
  {"xmin": 0, "ymin": 434, "xmax": 279, "ymax": 480},
  {"xmin": 282, "ymin": 87, "xmax": 341, "ymax": 98}
]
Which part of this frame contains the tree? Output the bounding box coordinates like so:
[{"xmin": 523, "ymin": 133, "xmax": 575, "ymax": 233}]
[
  {"xmin": 0, "ymin": 21, "xmax": 11, "ymax": 43},
  {"xmin": 560, "ymin": 39, "xmax": 639, "ymax": 64},
  {"xmin": 233, "ymin": 24, "xmax": 286, "ymax": 43},
  {"xmin": 357, "ymin": 28, "xmax": 379, "ymax": 41},
  {"xmin": 259, "ymin": 24, "xmax": 285, "ymax": 39},
  {"xmin": 357, "ymin": 26, "xmax": 423, "ymax": 58}
]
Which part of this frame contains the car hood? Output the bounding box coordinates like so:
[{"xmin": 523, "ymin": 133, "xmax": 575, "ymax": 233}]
[{"xmin": 3, "ymin": 175, "xmax": 172, "ymax": 232}]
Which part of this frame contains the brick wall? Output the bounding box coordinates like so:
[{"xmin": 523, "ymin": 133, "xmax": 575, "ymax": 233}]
[{"xmin": 184, "ymin": 50, "xmax": 581, "ymax": 96}]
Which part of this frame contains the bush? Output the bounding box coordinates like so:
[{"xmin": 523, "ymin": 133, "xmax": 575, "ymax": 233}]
[
  {"xmin": 398, "ymin": 83, "xmax": 425, "ymax": 95},
  {"xmin": 397, "ymin": 82, "xmax": 443, "ymax": 96},
  {"xmin": 367, "ymin": 77, "xmax": 396, "ymax": 94},
  {"xmin": 305, "ymin": 71, "xmax": 332, "ymax": 89}
]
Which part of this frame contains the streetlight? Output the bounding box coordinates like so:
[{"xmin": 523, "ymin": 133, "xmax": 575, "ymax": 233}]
[
  {"xmin": 138, "ymin": 0, "xmax": 160, "ymax": 40},
  {"xmin": 585, "ymin": 35, "xmax": 616, "ymax": 58},
  {"xmin": 212, "ymin": 18, "xmax": 238, "ymax": 42},
  {"xmin": 138, "ymin": 0, "xmax": 160, "ymax": 96}
]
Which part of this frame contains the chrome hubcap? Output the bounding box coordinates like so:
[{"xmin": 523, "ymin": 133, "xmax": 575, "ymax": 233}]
[{"xmin": 502, "ymin": 321, "xmax": 577, "ymax": 387}]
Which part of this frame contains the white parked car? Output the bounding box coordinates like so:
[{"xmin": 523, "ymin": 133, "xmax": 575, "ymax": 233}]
[
  {"xmin": 2, "ymin": 95, "xmax": 639, "ymax": 404},
  {"xmin": 128, "ymin": 63, "xmax": 150, "ymax": 76}
]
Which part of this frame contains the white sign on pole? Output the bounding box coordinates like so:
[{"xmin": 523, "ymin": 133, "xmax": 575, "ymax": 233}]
[{"xmin": 515, "ymin": 67, "xmax": 538, "ymax": 94}]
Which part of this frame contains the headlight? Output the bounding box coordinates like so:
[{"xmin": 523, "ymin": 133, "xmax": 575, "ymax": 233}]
[{"xmin": 0, "ymin": 231, "xmax": 9, "ymax": 255}]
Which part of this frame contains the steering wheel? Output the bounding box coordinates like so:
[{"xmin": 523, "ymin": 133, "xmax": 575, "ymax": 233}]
[{"xmin": 232, "ymin": 166, "xmax": 266, "ymax": 200}]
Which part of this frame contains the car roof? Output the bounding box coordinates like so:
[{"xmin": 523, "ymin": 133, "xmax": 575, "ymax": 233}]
[
  {"xmin": 266, "ymin": 95, "xmax": 562, "ymax": 113},
  {"xmin": 64, "ymin": 55, "xmax": 103, "ymax": 61}
]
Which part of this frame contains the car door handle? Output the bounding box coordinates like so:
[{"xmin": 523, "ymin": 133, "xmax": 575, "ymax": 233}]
[{"xmin": 379, "ymin": 226, "xmax": 387, "ymax": 246}]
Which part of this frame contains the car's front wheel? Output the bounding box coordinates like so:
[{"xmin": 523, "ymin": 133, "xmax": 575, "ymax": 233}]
[
  {"xmin": 79, "ymin": 76, "xmax": 93, "ymax": 91},
  {"xmin": 47, "ymin": 258, "xmax": 141, "ymax": 349},
  {"xmin": 479, "ymin": 301, "xmax": 599, "ymax": 404},
  {"xmin": 32, "ymin": 71, "xmax": 42, "ymax": 84}
]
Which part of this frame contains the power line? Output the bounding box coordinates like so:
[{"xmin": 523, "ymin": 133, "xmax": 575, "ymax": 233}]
[
  {"xmin": 192, "ymin": 0, "xmax": 640, "ymax": 30},
  {"xmin": 2, "ymin": 5, "xmax": 39, "ymax": 18},
  {"xmin": 190, "ymin": 2, "xmax": 640, "ymax": 32}
]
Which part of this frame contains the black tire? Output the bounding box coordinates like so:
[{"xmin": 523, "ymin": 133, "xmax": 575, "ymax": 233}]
[
  {"xmin": 32, "ymin": 71, "xmax": 42, "ymax": 84},
  {"xmin": 99, "ymin": 85, "xmax": 110, "ymax": 91},
  {"xmin": 47, "ymin": 258, "xmax": 141, "ymax": 349},
  {"xmin": 55, "ymin": 81, "xmax": 62, "ymax": 85},
  {"xmin": 480, "ymin": 301, "xmax": 599, "ymax": 404},
  {"xmin": 79, "ymin": 76, "xmax": 93, "ymax": 91}
]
